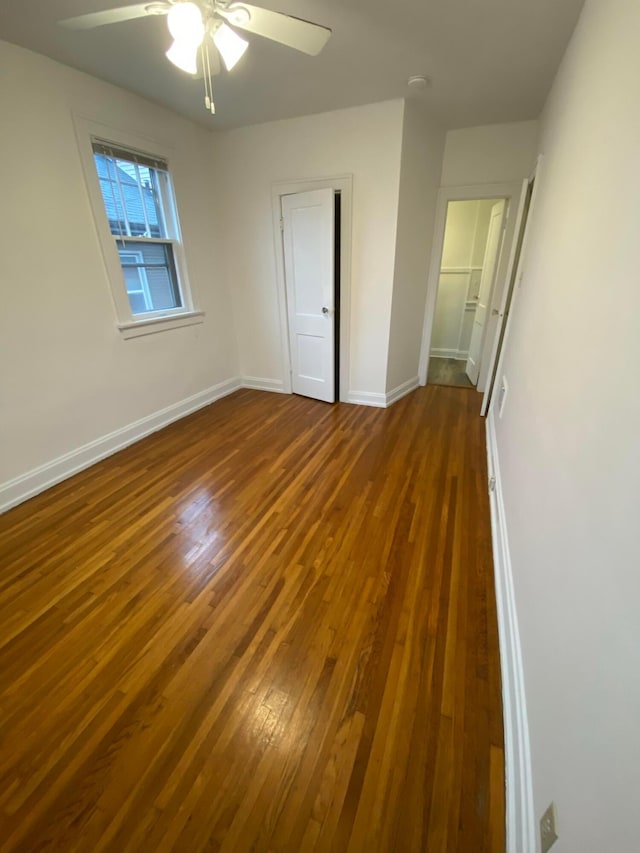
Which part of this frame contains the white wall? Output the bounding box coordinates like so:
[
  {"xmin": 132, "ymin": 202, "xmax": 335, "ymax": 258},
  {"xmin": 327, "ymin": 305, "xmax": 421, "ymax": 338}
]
[
  {"xmin": 0, "ymin": 41, "xmax": 238, "ymax": 492},
  {"xmin": 441, "ymin": 200, "xmax": 484, "ymax": 268},
  {"xmin": 0, "ymin": 48, "xmax": 437, "ymax": 501},
  {"xmin": 386, "ymin": 101, "xmax": 445, "ymax": 393},
  {"xmin": 442, "ymin": 120, "xmax": 539, "ymax": 187},
  {"xmin": 441, "ymin": 198, "xmax": 496, "ymax": 270},
  {"xmin": 218, "ymin": 100, "xmax": 405, "ymax": 397},
  {"xmin": 492, "ymin": 1, "xmax": 640, "ymax": 849},
  {"xmin": 470, "ymin": 201, "xmax": 494, "ymax": 268}
]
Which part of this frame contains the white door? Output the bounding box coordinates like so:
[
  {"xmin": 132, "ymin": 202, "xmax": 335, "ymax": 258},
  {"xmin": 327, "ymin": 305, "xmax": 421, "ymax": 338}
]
[
  {"xmin": 480, "ymin": 179, "xmax": 532, "ymax": 415},
  {"xmin": 282, "ymin": 188, "xmax": 335, "ymax": 403},
  {"xmin": 466, "ymin": 200, "xmax": 506, "ymax": 385}
]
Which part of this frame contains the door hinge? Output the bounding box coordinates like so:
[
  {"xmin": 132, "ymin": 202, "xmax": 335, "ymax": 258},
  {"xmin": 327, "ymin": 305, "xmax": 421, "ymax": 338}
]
[
  {"xmin": 279, "ymin": 217, "xmax": 284, "ymax": 232},
  {"xmin": 489, "ymin": 475, "xmax": 496, "ymax": 493}
]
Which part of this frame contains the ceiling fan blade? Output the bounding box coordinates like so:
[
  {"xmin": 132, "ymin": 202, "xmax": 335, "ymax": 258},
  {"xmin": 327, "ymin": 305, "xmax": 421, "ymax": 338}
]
[
  {"xmin": 220, "ymin": 3, "xmax": 331, "ymax": 56},
  {"xmin": 59, "ymin": 3, "xmax": 170, "ymax": 31}
]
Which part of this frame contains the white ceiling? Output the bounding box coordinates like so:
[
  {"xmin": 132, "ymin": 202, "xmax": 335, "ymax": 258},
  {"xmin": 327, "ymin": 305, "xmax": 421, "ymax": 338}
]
[{"xmin": 0, "ymin": 0, "xmax": 585, "ymax": 131}]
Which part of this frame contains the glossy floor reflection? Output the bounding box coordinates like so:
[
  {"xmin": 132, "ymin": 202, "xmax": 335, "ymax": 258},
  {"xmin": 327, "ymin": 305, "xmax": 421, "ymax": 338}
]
[{"xmin": 0, "ymin": 386, "xmax": 504, "ymax": 852}]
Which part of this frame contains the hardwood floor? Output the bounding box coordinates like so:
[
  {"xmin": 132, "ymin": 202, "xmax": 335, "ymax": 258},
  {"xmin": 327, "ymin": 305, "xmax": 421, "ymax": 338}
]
[{"xmin": 0, "ymin": 387, "xmax": 504, "ymax": 852}]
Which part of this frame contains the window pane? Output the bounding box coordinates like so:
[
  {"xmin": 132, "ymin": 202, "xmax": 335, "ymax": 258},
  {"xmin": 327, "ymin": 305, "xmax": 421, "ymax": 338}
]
[
  {"xmin": 143, "ymin": 182, "xmax": 162, "ymax": 238},
  {"xmin": 93, "ymin": 152, "xmax": 167, "ymax": 239},
  {"xmin": 116, "ymin": 239, "xmax": 182, "ymax": 314},
  {"xmin": 99, "ymin": 177, "xmax": 126, "ymax": 234},
  {"xmin": 128, "ymin": 291, "xmax": 148, "ymax": 315},
  {"xmin": 122, "ymin": 264, "xmax": 146, "ymax": 296},
  {"xmin": 94, "ymin": 153, "xmax": 110, "ymax": 179},
  {"xmin": 117, "ymin": 160, "xmax": 148, "ymax": 236}
]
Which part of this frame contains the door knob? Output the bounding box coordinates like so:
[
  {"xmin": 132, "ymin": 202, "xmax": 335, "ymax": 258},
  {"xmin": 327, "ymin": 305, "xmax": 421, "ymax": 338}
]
[
  {"xmin": 322, "ymin": 306, "xmax": 329, "ymax": 315},
  {"xmin": 491, "ymin": 309, "xmax": 500, "ymax": 316}
]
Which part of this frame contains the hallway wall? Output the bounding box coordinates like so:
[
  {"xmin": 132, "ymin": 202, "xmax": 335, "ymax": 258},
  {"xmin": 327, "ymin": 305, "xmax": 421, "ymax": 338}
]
[{"xmin": 492, "ymin": 0, "xmax": 640, "ymax": 848}]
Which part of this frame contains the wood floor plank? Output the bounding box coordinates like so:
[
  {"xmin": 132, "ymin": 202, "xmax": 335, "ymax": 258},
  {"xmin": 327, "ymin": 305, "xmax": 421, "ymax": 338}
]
[{"xmin": 0, "ymin": 386, "xmax": 504, "ymax": 852}]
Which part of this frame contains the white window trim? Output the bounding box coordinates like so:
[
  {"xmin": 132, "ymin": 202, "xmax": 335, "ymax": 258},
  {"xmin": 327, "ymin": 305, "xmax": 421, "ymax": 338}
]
[
  {"xmin": 73, "ymin": 115, "xmax": 205, "ymax": 339},
  {"xmin": 117, "ymin": 310, "xmax": 205, "ymax": 339}
]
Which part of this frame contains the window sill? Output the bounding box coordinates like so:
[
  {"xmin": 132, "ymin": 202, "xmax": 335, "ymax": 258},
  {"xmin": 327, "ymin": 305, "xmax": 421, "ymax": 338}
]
[{"xmin": 118, "ymin": 311, "xmax": 205, "ymax": 339}]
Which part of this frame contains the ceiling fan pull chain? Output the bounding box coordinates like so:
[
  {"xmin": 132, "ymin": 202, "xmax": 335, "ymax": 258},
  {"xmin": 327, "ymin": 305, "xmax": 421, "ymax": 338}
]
[
  {"xmin": 200, "ymin": 41, "xmax": 214, "ymax": 114},
  {"xmin": 200, "ymin": 43, "xmax": 210, "ymax": 110},
  {"xmin": 204, "ymin": 42, "xmax": 215, "ymax": 114}
]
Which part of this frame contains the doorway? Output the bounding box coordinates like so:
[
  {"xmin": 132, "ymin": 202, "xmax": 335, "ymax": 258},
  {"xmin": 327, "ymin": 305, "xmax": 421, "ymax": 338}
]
[
  {"xmin": 427, "ymin": 198, "xmax": 506, "ymax": 389},
  {"xmin": 272, "ymin": 176, "xmax": 353, "ymax": 404},
  {"xmin": 418, "ymin": 182, "xmax": 522, "ymax": 397}
]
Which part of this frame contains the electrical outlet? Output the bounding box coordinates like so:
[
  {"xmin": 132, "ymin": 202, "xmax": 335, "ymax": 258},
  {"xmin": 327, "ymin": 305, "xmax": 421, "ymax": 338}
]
[
  {"xmin": 498, "ymin": 376, "xmax": 509, "ymax": 418},
  {"xmin": 540, "ymin": 802, "xmax": 559, "ymax": 853}
]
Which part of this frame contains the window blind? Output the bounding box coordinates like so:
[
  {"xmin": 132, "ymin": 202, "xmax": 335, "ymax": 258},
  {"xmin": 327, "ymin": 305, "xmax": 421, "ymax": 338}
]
[{"xmin": 91, "ymin": 139, "xmax": 168, "ymax": 172}]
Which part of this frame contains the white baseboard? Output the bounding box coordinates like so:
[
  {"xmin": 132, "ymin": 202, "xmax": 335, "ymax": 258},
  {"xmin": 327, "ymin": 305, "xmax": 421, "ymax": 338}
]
[
  {"xmin": 385, "ymin": 376, "xmax": 420, "ymax": 406},
  {"xmin": 486, "ymin": 411, "xmax": 535, "ymax": 853},
  {"xmin": 430, "ymin": 348, "xmax": 468, "ymax": 361},
  {"xmin": 346, "ymin": 390, "xmax": 387, "ymax": 408},
  {"xmin": 347, "ymin": 377, "xmax": 420, "ymax": 409},
  {"xmin": 245, "ymin": 377, "xmax": 391, "ymax": 407},
  {"xmin": 1, "ymin": 373, "xmax": 421, "ymax": 513},
  {"xmin": 241, "ymin": 376, "xmax": 287, "ymax": 393},
  {"xmin": 0, "ymin": 377, "xmax": 242, "ymax": 514}
]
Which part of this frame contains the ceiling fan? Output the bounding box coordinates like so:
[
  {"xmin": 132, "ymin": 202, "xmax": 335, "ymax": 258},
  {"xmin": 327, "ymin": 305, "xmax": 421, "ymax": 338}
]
[{"xmin": 59, "ymin": 1, "xmax": 332, "ymax": 115}]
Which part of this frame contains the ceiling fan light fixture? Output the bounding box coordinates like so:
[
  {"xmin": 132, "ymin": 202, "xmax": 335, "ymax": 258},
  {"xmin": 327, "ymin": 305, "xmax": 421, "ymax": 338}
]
[
  {"xmin": 408, "ymin": 75, "xmax": 431, "ymax": 91},
  {"xmin": 166, "ymin": 2, "xmax": 204, "ymax": 44},
  {"xmin": 213, "ymin": 23, "xmax": 249, "ymax": 71},
  {"xmin": 166, "ymin": 38, "xmax": 199, "ymax": 74}
]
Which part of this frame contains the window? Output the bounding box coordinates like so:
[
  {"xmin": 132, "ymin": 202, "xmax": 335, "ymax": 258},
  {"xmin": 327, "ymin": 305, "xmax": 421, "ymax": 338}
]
[
  {"xmin": 76, "ymin": 119, "xmax": 204, "ymax": 339},
  {"xmin": 92, "ymin": 140, "xmax": 187, "ymax": 317}
]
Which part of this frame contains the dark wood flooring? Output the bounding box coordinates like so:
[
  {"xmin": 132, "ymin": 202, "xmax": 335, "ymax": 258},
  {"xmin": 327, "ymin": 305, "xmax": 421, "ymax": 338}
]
[
  {"xmin": 0, "ymin": 387, "xmax": 504, "ymax": 852},
  {"xmin": 428, "ymin": 357, "xmax": 475, "ymax": 389}
]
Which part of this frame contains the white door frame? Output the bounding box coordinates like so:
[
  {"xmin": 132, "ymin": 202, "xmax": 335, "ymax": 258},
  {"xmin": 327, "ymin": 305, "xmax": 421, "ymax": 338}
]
[
  {"xmin": 418, "ymin": 182, "xmax": 522, "ymax": 388},
  {"xmin": 486, "ymin": 157, "xmax": 543, "ymax": 418},
  {"xmin": 272, "ymin": 175, "xmax": 353, "ymax": 402}
]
